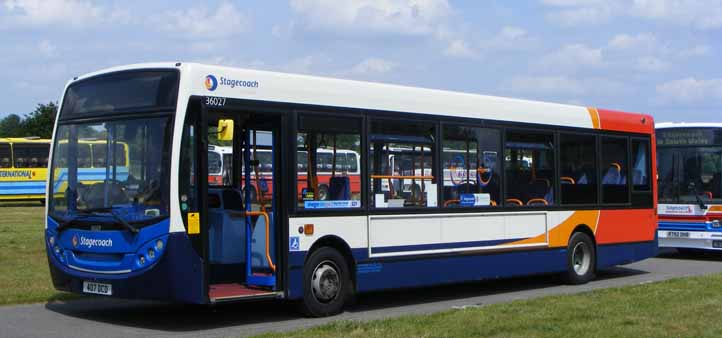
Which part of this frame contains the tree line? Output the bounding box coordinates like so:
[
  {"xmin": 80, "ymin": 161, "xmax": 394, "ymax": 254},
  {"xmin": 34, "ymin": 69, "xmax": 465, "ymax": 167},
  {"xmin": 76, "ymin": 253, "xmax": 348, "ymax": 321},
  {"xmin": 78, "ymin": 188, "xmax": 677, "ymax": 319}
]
[{"xmin": 0, "ymin": 103, "xmax": 58, "ymax": 139}]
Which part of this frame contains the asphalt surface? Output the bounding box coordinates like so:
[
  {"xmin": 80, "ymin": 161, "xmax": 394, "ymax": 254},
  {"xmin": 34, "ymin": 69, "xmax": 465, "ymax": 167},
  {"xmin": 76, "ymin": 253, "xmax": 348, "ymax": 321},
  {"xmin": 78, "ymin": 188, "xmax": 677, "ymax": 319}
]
[{"xmin": 3, "ymin": 250, "xmax": 722, "ymax": 338}]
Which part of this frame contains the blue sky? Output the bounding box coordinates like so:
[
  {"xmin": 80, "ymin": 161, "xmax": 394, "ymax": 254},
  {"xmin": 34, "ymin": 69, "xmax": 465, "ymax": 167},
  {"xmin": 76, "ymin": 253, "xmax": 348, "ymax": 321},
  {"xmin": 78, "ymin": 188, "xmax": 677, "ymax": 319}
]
[{"xmin": 1, "ymin": 0, "xmax": 721, "ymax": 122}]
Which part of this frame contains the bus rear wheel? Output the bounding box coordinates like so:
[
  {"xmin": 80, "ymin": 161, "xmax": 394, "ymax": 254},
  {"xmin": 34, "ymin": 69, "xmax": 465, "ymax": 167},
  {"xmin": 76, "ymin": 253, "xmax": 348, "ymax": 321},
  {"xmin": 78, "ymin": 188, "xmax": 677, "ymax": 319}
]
[
  {"xmin": 299, "ymin": 247, "xmax": 352, "ymax": 317},
  {"xmin": 563, "ymin": 232, "xmax": 596, "ymax": 285}
]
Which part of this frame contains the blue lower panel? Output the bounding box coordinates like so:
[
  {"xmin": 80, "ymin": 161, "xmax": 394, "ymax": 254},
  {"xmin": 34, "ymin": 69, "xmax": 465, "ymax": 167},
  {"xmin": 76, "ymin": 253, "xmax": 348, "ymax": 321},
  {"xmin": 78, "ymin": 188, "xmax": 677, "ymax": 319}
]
[
  {"xmin": 356, "ymin": 249, "xmax": 568, "ymax": 293},
  {"xmin": 287, "ymin": 241, "xmax": 657, "ymax": 300},
  {"xmin": 48, "ymin": 232, "xmax": 206, "ymax": 303}
]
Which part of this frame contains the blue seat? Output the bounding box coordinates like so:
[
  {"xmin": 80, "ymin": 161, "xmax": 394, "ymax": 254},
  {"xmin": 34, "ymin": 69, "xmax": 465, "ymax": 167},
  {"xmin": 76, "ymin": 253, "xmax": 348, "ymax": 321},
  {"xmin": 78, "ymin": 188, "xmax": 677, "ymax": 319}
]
[{"xmin": 328, "ymin": 176, "xmax": 351, "ymax": 200}]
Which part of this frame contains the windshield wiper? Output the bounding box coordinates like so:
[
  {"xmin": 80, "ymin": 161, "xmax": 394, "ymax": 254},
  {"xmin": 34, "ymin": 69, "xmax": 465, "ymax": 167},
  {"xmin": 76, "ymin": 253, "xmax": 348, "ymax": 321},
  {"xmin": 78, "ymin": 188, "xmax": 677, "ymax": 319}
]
[
  {"xmin": 688, "ymin": 182, "xmax": 708, "ymax": 210},
  {"xmin": 56, "ymin": 207, "xmax": 139, "ymax": 234}
]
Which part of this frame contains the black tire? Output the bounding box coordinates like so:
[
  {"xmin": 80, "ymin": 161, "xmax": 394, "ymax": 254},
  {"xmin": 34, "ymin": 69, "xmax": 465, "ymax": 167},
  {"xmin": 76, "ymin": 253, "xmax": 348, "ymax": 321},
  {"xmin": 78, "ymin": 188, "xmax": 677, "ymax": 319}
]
[
  {"xmin": 563, "ymin": 232, "xmax": 596, "ymax": 285},
  {"xmin": 298, "ymin": 247, "xmax": 352, "ymax": 317}
]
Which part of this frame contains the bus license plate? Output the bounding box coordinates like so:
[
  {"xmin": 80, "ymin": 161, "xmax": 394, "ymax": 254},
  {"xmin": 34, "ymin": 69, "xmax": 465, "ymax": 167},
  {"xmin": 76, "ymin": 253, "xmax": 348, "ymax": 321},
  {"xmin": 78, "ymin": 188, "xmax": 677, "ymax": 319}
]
[
  {"xmin": 83, "ymin": 281, "xmax": 112, "ymax": 296},
  {"xmin": 667, "ymin": 231, "xmax": 690, "ymax": 238}
]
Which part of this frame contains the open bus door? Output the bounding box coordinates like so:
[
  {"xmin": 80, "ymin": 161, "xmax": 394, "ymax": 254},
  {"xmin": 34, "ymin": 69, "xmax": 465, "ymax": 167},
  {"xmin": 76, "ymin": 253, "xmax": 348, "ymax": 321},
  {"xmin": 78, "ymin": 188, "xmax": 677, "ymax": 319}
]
[{"xmin": 197, "ymin": 98, "xmax": 284, "ymax": 303}]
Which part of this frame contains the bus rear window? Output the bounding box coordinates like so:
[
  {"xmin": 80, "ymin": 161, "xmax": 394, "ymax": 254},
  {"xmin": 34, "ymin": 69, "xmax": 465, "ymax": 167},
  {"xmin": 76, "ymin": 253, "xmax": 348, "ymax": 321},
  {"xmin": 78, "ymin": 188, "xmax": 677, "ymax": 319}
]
[
  {"xmin": 60, "ymin": 70, "xmax": 179, "ymax": 119},
  {"xmin": 0, "ymin": 143, "xmax": 11, "ymax": 168},
  {"xmin": 13, "ymin": 143, "xmax": 49, "ymax": 168}
]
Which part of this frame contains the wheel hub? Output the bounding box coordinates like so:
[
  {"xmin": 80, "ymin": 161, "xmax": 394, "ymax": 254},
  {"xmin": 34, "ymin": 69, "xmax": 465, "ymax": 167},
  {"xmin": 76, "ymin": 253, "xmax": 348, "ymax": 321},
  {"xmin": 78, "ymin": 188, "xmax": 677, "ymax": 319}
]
[
  {"xmin": 311, "ymin": 261, "xmax": 340, "ymax": 303},
  {"xmin": 572, "ymin": 242, "xmax": 591, "ymax": 275}
]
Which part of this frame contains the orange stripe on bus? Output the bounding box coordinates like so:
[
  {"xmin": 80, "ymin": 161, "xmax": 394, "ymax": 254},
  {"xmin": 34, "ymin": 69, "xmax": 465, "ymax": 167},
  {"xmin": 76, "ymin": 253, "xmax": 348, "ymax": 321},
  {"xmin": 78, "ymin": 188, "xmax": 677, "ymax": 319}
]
[{"xmin": 587, "ymin": 107, "xmax": 601, "ymax": 129}]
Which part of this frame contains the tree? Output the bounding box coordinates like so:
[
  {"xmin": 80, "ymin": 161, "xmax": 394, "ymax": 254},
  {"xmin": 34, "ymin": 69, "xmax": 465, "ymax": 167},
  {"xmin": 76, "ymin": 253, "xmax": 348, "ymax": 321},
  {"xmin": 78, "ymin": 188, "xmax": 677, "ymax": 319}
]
[
  {"xmin": 21, "ymin": 102, "xmax": 57, "ymax": 139},
  {"xmin": 0, "ymin": 114, "xmax": 24, "ymax": 137}
]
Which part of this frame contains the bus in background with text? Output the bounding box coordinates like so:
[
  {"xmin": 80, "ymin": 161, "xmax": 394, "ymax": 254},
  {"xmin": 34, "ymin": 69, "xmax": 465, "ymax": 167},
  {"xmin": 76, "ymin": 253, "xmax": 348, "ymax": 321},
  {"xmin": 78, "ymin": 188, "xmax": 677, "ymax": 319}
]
[
  {"xmin": 45, "ymin": 63, "xmax": 657, "ymax": 317},
  {"xmin": 0, "ymin": 137, "xmax": 50, "ymax": 202},
  {"xmin": 657, "ymin": 123, "xmax": 722, "ymax": 252}
]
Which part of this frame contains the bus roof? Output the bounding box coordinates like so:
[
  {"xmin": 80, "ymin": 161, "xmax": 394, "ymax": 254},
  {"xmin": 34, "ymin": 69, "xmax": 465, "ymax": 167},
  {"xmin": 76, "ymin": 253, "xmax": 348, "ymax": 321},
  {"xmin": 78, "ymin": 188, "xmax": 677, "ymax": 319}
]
[
  {"xmin": 66, "ymin": 62, "xmax": 654, "ymax": 135},
  {"xmin": 656, "ymin": 122, "xmax": 722, "ymax": 129}
]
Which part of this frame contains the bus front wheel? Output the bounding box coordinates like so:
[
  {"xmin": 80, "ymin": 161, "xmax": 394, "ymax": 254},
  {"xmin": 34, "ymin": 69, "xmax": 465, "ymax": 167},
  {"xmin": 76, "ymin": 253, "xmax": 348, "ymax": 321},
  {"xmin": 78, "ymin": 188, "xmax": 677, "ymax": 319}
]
[
  {"xmin": 563, "ymin": 231, "xmax": 596, "ymax": 285},
  {"xmin": 299, "ymin": 247, "xmax": 352, "ymax": 317}
]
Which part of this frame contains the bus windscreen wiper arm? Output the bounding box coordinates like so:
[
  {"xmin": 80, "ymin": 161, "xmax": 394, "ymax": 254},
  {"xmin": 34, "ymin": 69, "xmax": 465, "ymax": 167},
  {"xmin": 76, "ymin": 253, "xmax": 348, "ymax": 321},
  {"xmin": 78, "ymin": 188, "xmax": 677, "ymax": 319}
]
[{"xmin": 57, "ymin": 207, "xmax": 139, "ymax": 234}]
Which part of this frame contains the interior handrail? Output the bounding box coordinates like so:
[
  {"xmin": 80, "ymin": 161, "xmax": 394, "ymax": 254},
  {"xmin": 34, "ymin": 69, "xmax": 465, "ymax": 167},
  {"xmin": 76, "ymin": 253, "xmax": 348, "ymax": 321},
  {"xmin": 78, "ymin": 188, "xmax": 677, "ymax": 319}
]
[
  {"xmin": 370, "ymin": 175, "xmax": 434, "ymax": 180},
  {"xmin": 243, "ymin": 210, "xmax": 276, "ymax": 272}
]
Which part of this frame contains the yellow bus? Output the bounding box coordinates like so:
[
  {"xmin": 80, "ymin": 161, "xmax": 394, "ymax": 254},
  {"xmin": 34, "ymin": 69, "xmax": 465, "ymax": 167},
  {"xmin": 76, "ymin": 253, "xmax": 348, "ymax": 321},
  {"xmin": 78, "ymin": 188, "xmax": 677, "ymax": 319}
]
[
  {"xmin": 0, "ymin": 137, "xmax": 130, "ymax": 202},
  {"xmin": 0, "ymin": 137, "xmax": 50, "ymax": 201}
]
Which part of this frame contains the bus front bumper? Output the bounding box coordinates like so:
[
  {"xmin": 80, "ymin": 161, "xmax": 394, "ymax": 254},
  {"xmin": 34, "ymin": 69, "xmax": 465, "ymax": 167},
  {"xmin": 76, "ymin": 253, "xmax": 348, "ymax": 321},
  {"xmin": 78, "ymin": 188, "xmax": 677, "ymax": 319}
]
[{"xmin": 658, "ymin": 230, "xmax": 722, "ymax": 250}]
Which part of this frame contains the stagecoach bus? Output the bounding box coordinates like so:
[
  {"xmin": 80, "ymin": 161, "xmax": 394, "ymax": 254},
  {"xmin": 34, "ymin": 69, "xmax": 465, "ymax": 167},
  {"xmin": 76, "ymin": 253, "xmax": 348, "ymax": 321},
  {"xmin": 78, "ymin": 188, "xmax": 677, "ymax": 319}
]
[
  {"xmin": 45, "ymin": 63, "xmax": 657, "ymax": 317},
  {"xmin": 657, "ymin": 123, "xmax": 722, "ymax": 251}
]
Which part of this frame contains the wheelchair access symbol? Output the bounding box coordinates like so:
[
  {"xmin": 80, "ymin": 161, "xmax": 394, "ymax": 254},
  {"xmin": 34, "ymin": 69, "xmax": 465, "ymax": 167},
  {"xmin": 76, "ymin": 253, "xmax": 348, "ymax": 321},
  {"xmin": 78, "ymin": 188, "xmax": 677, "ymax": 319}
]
[{"xmin": 289, "ymin": 236, "xmax": 300, "ymax": 251}]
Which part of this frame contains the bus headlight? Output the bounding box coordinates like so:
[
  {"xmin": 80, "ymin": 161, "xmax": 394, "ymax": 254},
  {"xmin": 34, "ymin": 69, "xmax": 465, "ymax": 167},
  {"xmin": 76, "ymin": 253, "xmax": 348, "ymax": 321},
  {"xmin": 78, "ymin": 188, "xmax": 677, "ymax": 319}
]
[
  {"xmin": 712, "ymin": 220, "xmax": 721, "ymax": 228},
  {"xmin": 138, "ymin": 256, "xmax": 146, "ymax": 266},
  {"xmin": 49, "ymin": 236, "xmax": 55, "ymax": 246},
  {"xmin": 155, "ymin": 240, "xmax": 164, "ymax": 251},
  {"xmin": 147, "ymin": 248, "xmax": 156, "ymax": 260},
  {"xmin": 53, "ymin": 246, "xmax": 61, "ymax": 255}
]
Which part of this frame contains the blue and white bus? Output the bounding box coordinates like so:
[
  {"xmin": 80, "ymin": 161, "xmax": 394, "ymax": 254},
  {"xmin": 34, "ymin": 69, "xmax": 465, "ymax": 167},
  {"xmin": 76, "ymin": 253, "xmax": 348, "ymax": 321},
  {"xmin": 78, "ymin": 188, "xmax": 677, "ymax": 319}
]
[
  {"xmin": 46, "ymin": 63, "xmax": 657, "ymax": 316},
  {"xmin": 657, "ymin": 123, "xmax": 722, "ymax": 251}
]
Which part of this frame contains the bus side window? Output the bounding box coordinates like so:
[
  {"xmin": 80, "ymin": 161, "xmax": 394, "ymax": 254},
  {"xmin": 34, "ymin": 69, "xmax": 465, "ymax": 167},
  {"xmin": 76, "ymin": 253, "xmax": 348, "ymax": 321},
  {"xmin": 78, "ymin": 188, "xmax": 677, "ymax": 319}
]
[
  {"xmin": 504, "ymin": 131, "xmax": 556, "ymax": 207},
  {"xmin": 442, "ymin": 126, "xmax": 500, "ymax": 208},
  {"xmin": 13, "ymin": 143, "xmax": 50, "ymax": 168},
  {"xmin": 601, "ymin": 137, "xmax": 630, "ymax": 204},
  {"xmin": 369, "ymin": 119, "xmax": 436, "ymax": 209},
  {"xmin": 0, "ymin": 143, "xmax": 11, "ymax": 168},
  {"xmin": 559, "ymin": 134, "xmax": 597, "ymax": 205},
  {"xmin": 297, "ymin": 114, "xmax": 362, "ymax": 209},
  {"xmin": 631, "ymin": 139, "xmax": 651, "ymax": 191}
]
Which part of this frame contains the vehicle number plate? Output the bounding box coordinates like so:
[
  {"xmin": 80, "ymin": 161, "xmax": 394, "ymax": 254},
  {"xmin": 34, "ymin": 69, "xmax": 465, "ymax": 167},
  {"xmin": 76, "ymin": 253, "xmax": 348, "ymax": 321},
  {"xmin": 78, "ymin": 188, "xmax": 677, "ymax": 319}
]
[
  {"xmin": 83, "ymin": 281, "xmax": 112, "ymax": 296},
  {"xmin": 667, "ymin": 231, "xmax": 690, "ymax": 238}
]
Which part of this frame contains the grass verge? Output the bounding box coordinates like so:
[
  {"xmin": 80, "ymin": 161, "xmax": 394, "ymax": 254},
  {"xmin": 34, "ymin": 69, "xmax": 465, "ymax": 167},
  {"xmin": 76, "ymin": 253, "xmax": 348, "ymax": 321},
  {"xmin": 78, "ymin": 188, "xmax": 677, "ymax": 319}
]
[
  {"xmin": 254, "ymin": 273, "xmax": 722, "ymax": 338},
  {"xmin": 0, "ymin": 203, "xmax": 78, "ymax": 305}
]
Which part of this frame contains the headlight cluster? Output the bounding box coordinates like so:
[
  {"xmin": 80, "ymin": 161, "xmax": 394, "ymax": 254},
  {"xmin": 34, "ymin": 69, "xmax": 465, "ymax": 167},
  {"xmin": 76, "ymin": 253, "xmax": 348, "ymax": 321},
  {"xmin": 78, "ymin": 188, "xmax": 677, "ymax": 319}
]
[
  {"xmin": 711, "ymin": 220, "xmax": 722, "ymax": 228},
  {"xmin": 135, "ymin": 237, "xmax": 167, "ymax": 268},
  {"xmin": 48, "ymin": 234, "xmax": 65, "ymax": 263}
]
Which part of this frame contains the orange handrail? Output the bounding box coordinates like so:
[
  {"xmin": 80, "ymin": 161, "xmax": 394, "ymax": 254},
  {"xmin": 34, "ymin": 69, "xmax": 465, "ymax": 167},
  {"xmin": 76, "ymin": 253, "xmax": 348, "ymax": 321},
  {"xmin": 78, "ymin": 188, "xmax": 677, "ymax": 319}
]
[
  {"xmin": 527, "ymin": 198, "xmax": 549, "ymax": 206},
  {"xmin": 370, "ymin": 175, "xmax": 434, "ymax": 180},
  {"xmin": 444, "ymin": 199, "xmax": 460, "ymax": 207},
  {"xmin": 477, "ymin": 168, "xmax": 492, "ymax": 185},
  {"xmin": 243, "ymin": 210, "xmax": 276, "ymax": 272}
]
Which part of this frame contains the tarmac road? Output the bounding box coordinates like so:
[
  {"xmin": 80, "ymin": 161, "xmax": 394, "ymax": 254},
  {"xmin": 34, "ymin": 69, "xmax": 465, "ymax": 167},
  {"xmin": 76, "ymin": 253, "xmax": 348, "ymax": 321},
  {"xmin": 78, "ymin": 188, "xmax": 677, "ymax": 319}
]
[{"xmin": 2, "ymin": 250, "xmax": 722, "ymax": 338}]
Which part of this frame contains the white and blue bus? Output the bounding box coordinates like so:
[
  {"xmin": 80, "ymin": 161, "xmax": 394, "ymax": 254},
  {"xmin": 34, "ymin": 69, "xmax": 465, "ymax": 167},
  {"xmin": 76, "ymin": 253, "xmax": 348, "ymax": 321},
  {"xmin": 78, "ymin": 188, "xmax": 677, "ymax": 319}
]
[
  {"xmin": 46, "ymin": 63, "xmax": 657, "ymax": 316},
  {"xmin": 657, "ymin": 123, "xmax": 722, "ymax": 251}
]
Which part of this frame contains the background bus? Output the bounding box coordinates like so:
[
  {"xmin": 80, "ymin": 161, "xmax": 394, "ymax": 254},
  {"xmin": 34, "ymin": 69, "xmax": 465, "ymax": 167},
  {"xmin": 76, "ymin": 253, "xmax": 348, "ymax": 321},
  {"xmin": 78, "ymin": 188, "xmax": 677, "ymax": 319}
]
[
  {"xmin": 0, "ymin": 137, "xmax": 50, "ymax": 202},
  {"xmin": 657, "ymin": 123, "xmax": 722, "ymax": 251},
  {"xmin": 45, "ymin": 63, "xmax": 656, "ymax": 318}
]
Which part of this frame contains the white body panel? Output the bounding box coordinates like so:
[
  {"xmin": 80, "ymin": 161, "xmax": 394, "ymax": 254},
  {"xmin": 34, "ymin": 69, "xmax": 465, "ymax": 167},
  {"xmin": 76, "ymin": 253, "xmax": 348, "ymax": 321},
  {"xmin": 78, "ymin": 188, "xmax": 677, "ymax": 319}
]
[{"xmin": 658, "ymin": 230, "xmax": 722, "ymax": 250}]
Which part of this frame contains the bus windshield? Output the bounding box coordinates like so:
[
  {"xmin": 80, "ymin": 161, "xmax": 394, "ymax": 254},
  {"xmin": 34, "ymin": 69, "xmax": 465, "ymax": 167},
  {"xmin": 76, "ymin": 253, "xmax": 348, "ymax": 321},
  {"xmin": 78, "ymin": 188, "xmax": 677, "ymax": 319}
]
[
  {"xmin": 658, "ymin": 146, "xmax": 722, "ymax": 204},
  {"xmin": 49, "ymin": 117, "xmax": 172, "ymax": 225}
]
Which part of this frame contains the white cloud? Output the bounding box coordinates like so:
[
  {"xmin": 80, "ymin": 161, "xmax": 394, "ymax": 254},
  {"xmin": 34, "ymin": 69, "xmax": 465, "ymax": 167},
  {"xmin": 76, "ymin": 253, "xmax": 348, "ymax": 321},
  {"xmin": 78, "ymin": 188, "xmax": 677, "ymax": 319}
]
[
  {"xmin": 289, "ymin": 0, "xmax": 452, "ymax": 37},
  {"xmin": 350, "ymin": 57, "xmax": 397, "ymax": 74},
  {"xmin": 607, "ymin": 33, "xmax": 658, "ymax": 50},
  {"xmin": 154, "ymin": 2, "xmax": 249, "ymax": 39},
  {"xmin": 503, "ymin": 75, "xmax": 628, "ymax": 98},
  {"xmin": 479, "ymin": 26, "xmax": 538, "ymax": 53},
  {"xmin": 538, "ymin": 44, "xmax": 604, "ymax": 72},
  {"xmin": 3, "ymin": 0, "xmax": 103, "ymax": 27},
  {"xmin": 656, "ymin": 77, "xmax": 722, "ymax": 104},
  {"xmin": 635, "ymin": 56, "xmax": 669, "ymax": 72},
  {"xmin": 37, "ymin": 40, "xmax": 56, "ymax": 57},
  {"xmin": 444, "ymin": 39, "xmax": 474, "ymax": 58},
  {"xmin": 542, "ymin": 0, "xmax": 722, "ymax": 30}
]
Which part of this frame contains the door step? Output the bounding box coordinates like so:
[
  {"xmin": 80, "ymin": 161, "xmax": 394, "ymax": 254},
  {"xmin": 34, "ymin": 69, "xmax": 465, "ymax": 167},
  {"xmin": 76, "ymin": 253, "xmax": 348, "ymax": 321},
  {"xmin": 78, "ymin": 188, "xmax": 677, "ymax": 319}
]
[{"xmin": 209, "ymin": 283, "xmax": 280, "ymax": 303}]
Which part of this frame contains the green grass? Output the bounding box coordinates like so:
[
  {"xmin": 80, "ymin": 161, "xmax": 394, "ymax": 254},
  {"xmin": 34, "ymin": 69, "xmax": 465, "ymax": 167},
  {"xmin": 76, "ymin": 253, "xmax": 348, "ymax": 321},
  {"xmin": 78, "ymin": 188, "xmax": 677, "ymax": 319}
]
[
  {"xmin": 254, "ymin": 273, "xmax": 722, "ymax": 338},
  {"xmin": 0, "ymin": 203, "xmax": 77, "ymax": 305}
]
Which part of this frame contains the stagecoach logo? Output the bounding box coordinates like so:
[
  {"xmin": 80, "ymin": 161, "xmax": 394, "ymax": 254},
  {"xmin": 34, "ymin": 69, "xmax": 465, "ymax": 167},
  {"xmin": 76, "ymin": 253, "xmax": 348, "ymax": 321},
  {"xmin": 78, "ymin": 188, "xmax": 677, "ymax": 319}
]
[
  {"xmin": 72, "ymin": 235, "xmax": 113, "ymax": 249},
  {"xmin": 0, "ymin": 170, "xmax": 33, "ymax": 179},
  {"xmin": 663, "ymin": 205, "xmax": 694, "ymax": 215},
  {"xmin": 204, "ymin": 74, "xmax": 259, "ymax": 91},
  {"xmin": 205, "ymin": 75, "xmax": 218, "ymax": 91}
]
